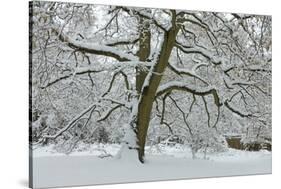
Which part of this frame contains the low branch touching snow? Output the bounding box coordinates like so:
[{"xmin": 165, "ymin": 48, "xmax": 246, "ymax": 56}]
[{"xmin": 42, "ymin": 103, "xmax": 97, "ymax": 140}]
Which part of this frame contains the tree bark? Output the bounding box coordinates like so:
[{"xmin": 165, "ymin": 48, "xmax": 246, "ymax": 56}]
[{"xmin": 136, "ymin": 18, "xmax": 151, "ymax": 93}]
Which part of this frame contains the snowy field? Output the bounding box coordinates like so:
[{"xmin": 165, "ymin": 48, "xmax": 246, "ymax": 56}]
[{"xmin": 31, "ymin": 144, "xmax": 272, "ymax": 188}]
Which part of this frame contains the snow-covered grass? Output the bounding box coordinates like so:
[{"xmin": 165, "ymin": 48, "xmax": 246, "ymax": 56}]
[{"xmin": 31, "ymin": 143, "xmax": 272, "ymax": 188}]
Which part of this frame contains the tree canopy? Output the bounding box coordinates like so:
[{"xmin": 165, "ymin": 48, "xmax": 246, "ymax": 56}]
[{"xmin": 30, "ymin": 1, "xmax": 272, "ymax": 162}]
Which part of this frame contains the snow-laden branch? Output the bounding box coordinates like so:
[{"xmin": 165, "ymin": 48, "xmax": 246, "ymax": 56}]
[
  {"xmin": 175, "ymin": 42, "xmax": 222, "ymax": 65},
  {"xmin": 156, "ymin": 81, "xmax": 221, "ymax": 107},
  {"xmin": 39, "ymin": 97, "xmax": 128, "ymax": 142},
  {"xmin": 41, "ymin": 61, "xmax": 152, "ymax": 89},
  {"xmin": 41, "ymin": 67, "xmax": 103, "ymax": 89},
  {"xmin": 106, "ymin": 38, "xmax": 139, "ymax": 47},
  {"xmin": 120, "ymin": 7, "xmax": 168, "ymax": 31},
  {"xmin": 176, "ymin": 12, "xmax": 218, "ymax": 44},
  {"xmin": 66, "ymin": 37, "xmax": 139, "ymax": 61},
  {"xmin": 168, "ymin": 62, "xmax": 208, "ymax": 85},
  {"xmin": 55, "ymin": 28, "xmax": 139, "ymax": 62},
  {"xmin": 224, "ymin": 100, "xmax": 255, "ymax": 118},
  {"xmin": 223, "ymin": 63, "xmax": 272, "ymax": 76}
]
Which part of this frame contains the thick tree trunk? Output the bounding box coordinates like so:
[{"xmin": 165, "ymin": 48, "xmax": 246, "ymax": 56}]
[
  {"xmin": 136, "ymin": 17, "xmax": 179, "ymax": 162},
  {"xmin": 134, "ymin": 18, "xmax": 151, "ymax": 162}
]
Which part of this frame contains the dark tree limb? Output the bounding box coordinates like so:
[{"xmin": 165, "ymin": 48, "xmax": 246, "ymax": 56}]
[{"xmin": 41, "ymin": 69, "xmax": 103, "ymax": 89}]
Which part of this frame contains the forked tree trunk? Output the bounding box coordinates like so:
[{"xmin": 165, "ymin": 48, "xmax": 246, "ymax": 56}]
[{"xmin": 136, "ymin": 18, "xmax": 179, "ymax": 163}]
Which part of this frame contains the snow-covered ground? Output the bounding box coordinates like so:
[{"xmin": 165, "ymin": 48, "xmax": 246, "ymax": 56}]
[{"xmin": 31, "ymin": 143, "xmax": 272, "ymax": 188}]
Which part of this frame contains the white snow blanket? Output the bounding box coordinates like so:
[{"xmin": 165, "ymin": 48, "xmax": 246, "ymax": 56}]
[{"xmin": 31, "ymin": 144, "xmax": 271, "ymax": 188}]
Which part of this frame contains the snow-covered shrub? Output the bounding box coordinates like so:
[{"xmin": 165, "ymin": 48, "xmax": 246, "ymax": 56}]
[
  {"xmin": 189, "ymin": 127, "xmax": 227, "ymax": 159},
  {"xmin": 45, "ymin": 112, "xmax": 62, "ymax": 129},
  {"xmin": 108, "ymin": 126, "xmax": 125, "ymax": 144},
  {"xmin": 241, "ymin": 124, "xmax": 272, "ymax": 151},
  {"xmin": 241, "ymin": 135, "xmax": 271, "ymax": 151},
  {"xmin": 96, "ymin": 127, "xmax": 109, "ymax": 143},
  {"xmin": 146, "ymin": 121, "xmax": 171, "ymax": 146},
  {"xmin": 30, "ymin": 114, "xmax": 48, "ymax": 142}
]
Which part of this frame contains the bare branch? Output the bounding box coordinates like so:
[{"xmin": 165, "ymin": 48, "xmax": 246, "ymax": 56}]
[
  {"xmin": 201, "ymin": 96, "xmax": 211, "ymax": 128},
  {"xmin": 97, "ymin": 104, "xmax": 123, "ymax": 122},
  {"xmin": 169, "ymin": 95, "xmax": 193, "ymax": 136},
  {"xmin": 102, "ymin": 71, "xmax": 130, "ymax": 97},
  {"xmin": 224, "ymin": 100, "xmax": 255, "ymax": 118},
  {"xmin": 41, "ymin": 68, "xmax": 103, "ymax": 89}
]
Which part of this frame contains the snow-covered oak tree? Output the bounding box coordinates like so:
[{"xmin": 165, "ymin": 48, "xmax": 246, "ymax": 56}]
[{"xmin": 30, "ymin": 2, "xmax": 272, "ymax": 163}]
